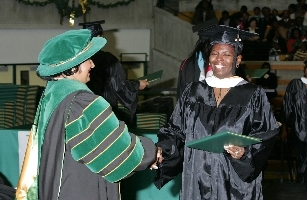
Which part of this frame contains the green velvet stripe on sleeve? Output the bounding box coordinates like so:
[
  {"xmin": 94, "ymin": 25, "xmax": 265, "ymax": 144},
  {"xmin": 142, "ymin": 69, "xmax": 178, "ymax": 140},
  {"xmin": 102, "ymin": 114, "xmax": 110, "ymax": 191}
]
[{"xmin": 65, "ymin": 97, "xmax": 145, "ymax": 183}]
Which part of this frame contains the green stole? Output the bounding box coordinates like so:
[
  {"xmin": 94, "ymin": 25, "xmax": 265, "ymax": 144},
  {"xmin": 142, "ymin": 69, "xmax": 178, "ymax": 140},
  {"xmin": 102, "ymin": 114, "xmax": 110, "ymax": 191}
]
[
  {"xmin": 16, "ymin": 79, "xmax": 145, "ymax": 200},
  {"xmin": 16, "ymin": 79, "xmax": 91, "ymax": 200}
]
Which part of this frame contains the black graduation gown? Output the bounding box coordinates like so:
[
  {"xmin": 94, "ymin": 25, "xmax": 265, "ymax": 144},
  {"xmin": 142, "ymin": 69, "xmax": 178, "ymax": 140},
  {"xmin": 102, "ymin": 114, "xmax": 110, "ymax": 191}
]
[
  {"xmin": 177, "ymin": 57, "xmax": 201, "ymax": 99},
  {"xmin": 282, "ymin": 79, "xmax": 307, "ymax": 176},
  {"xmin": 154, "ymin": 80, "xmax": 279, "ymax": 200},
  {"xmin": 87, "ymin": 51, "xmax": 140, "ymax": 123},
  {"xmin": 283, "ymin": 78, "xmax": 307, "ymax": 142}
]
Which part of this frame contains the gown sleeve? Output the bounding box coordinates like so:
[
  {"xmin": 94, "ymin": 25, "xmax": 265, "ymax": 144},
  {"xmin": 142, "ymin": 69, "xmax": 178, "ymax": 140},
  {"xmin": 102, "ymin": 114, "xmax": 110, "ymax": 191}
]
[
  {"xmin": 282, "ymin": 79, "xmax": 295, "ymax": 126},
  {"xmin": 154, "ymin": 84, "xmax": 191, "ymax": 189},
  {"xmin": 226, "ymin": 87, "xmax": 279, "ymax": 182},
  {"xmin": 65, "ymin": 91, "xmax": 156, "ymax": 183}
]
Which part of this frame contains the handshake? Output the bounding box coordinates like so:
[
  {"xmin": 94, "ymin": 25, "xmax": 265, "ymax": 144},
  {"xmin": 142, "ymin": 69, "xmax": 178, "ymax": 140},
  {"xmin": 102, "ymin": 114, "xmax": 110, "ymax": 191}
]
[{"xmin": 150, "ymin": 147, "xmax": 163, "ymax": 170}]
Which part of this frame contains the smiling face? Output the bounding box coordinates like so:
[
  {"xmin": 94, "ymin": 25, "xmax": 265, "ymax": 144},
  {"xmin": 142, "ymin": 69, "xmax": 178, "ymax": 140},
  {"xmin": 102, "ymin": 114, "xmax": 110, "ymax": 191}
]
[
  {"xmin": 209, "ymin": 43, "xmax": 242, "ymax": 79},
  {"xmin": 68, "ymin": 59, "xmax": 95, "ymax": 83}
]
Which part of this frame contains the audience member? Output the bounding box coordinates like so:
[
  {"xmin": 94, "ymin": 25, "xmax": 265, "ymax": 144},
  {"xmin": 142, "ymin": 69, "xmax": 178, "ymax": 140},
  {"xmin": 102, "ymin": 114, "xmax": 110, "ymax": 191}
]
[
  {"xmin": 267, "ymin": 19, "xmax": 288, "ymax": 45},
  {"xmin": 293, "ymin": 40, "xmax": 307, "ymax": 60},
  {"xmin": 259, "ymin": 7, "xmax": 277, "ymax": 41},
  {"xmin": 268, "ymin": 42, "xmax": 282, "ymax": 61},
  {"xmin": 287, "ymin": 27, "xmax": 303, "ymax": 55},
  {"xmin": 287, "ymin": 16, "xmax": 307, "ymax": 39},
  {"xmin": 256, "ymin": 62, "xmax": 278, "ymax": 101},
  {"xmin": 218, "ymin": 10, "xmax": 230, "ymax": 26},
  {"xmin": 278, "ymin": 10, "xmax": 295, "ymax": 29},
  {"xmin": 236, "ymin": 11, "xmax": 250, "ymax": 30},
  {"xmin": 295, "ymin": 0, "xmax": 307, "ymax": 18},
  {"xmin": 288, "ymin": 3, "xmax": 297, "ymax": 20},
  {"xmin": 229, "ymin": 5, "xmax": 248, "ymax": 27},
  {"xmin": 245, "ymin": 17, "xmax": 261, "ymax": 35},
  {"xmin": 272, "ymin": 9, "xmax": 282, "ymax": 21},
  {"xmin": 250, "ymin": 6, "xmax": 262, "ymax": 22},
  {"xmin": 191, "ymin": 0, "xmax": 216, "ymax": 25},
  {"xmin": 301, "ymin": 4, "xmax": 307, "ymax": 30},
  {"xmin": 243, "ymin": 17, "xmax": 264, "ymax": 60}
]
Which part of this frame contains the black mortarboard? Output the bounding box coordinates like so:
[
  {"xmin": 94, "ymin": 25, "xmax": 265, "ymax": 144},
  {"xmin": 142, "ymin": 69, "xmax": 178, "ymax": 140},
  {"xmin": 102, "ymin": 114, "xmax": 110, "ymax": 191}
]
[
  {"xmin": 198, "ymin": 25, "xmax": 258, "ymax": 54},
  {"xmin": 198, "ymin": 25, "xmax": 258, "ymax": 74},
  {"xmin": 79, "ymin": 20, "xmax": 105, "ymax": 37}
]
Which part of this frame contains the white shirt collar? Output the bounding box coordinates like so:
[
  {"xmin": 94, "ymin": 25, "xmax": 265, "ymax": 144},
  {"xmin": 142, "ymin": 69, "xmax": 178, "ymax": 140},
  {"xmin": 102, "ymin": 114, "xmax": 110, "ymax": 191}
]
[
  {"xmin": 206, "ymin": 75, "xmax": 244, "ymax": 88},
  {"xmin": 301, "ymin": 77, "xmax": 307, "ymax": 84}
]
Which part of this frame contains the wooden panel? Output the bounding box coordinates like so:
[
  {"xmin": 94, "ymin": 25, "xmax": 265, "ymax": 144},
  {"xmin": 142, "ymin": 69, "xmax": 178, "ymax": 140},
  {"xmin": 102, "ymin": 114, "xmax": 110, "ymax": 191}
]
[
  {"xmin": 277, "ymin": 79, "xmax": 291, "ymax": 85},
  {"xmin": 178, "ymin": 12, "xmax": 194, "ymax": 23}
]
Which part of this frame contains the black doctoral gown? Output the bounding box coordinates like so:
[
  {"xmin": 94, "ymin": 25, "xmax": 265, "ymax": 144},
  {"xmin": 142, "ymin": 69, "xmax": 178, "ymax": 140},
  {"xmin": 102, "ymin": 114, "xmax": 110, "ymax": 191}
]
[
  {"xmin": 87, "ymin": 51, "xmax": 140, "ymax": 123},
  {"xmin": 282, "ymin": 78, "xmax": 307, "ymax": 176},
  {"xmin": 154, "ymin": 80, "xmax": 279, "ymax": 200}
]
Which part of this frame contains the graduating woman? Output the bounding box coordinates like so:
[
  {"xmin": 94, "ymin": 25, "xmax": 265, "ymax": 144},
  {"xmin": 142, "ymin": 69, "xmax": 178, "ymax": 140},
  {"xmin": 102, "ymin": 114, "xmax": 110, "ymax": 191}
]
[{"xmin": 154, "ymin": 25, "xmax": 279, "ymax": 199}]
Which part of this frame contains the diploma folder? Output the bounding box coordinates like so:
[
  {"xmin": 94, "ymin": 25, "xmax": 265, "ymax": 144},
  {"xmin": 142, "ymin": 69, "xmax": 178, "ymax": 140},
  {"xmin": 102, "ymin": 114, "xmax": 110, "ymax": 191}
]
[
  {"xmin": 186, "ymin": 131, "xmax": 261, "ymax": 153},
  {"xmin": 244, "ymin": 69, "xmax": 269, "ymax": 79},
  {"xmin": 135, "ymin": 70, "xmax": 163, "ymax": 83}
]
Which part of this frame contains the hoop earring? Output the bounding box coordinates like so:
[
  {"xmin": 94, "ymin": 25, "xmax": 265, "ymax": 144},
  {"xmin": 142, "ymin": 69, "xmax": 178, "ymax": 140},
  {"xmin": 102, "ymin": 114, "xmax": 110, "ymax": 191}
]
[{"xmin": 236, "ymin": 64, "xmax": 239, "ymax": 68}]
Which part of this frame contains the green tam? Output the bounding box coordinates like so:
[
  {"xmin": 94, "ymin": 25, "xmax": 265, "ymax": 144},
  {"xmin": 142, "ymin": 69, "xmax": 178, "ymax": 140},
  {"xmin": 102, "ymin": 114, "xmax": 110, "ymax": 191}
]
[{"xmin": 37, "ymin": 29, "xmax": 106, "ymax": 76}]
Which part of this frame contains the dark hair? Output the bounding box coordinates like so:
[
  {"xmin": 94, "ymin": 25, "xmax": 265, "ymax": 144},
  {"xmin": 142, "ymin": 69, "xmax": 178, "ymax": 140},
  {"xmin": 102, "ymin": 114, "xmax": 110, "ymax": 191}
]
[
  {"xmin": 37, "ymin": 66, "xmax": 80, "ymax": 81},
  {"xmin": 222, "ymin": 10, "xmax": 229, "ymax": 15},
  {"xmin": 288, "ymin": 4, "xmax": 297, "ymax": 12},
  {"xmin": 261, "ymin": 62, "xmax": 271, "ymax": 70},
  {"xmin": 253, "ymin": 7, "xmax": 260, "ymax": 11},
  {"xmin": 188, "ymin": 38, "xmax": 211, "ymax": 69},
  {"xmin": 248, "ymin": 17, "xmax": 258, "ymax": 26},
  {"xmin": 290, "ymin": 27, "xmax": 302, "ymax": 39},
  {"xmin": 241, "ymin": 5, "xmax": 248, "ymax": 11}
]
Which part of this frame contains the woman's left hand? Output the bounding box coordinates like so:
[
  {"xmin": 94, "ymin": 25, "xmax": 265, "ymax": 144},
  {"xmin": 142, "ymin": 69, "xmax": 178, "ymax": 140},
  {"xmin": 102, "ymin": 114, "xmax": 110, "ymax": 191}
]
[{"xmin": 224, "ymin": 145, "xmax": 245, "ymax": 159}]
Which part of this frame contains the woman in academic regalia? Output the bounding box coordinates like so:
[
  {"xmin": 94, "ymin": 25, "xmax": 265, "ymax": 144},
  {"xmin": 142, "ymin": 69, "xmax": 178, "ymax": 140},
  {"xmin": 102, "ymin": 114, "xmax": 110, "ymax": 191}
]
[{"xmin": 153, "ymin": 25, "xmax": 279, "ymax": 200}]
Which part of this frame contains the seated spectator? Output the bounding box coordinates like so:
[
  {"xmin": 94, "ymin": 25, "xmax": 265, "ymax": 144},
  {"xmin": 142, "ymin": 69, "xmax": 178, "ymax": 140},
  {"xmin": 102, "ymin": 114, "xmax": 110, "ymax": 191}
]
[
  {"xmin": 249, "ymin": 6, "xmax": 262, "ymax": 22},
  {"xmin": 236, "ymin": 11, "xmax": 250, "ymax": 30},
  {"xmin": 268, "ymin": 41, "xmax": 283, "ymax": 61},
  {"xmin": 256, "ymin": 62, "xmax": 278, "ymax": 101},
  {"xmin": 267, "ymin": 19, "xmax": 288, "ymax": 43},
  {"xmin": 272, "ymin": 9, "xmax": 282, "ymax": 21},
  {"xmin": 191, "ymin": 0, "xmax": 216, "ymax": 25},
  {"xmin": 295, "ymin": 0, "xmax": 307, "ymax": 18},
  {"xmin": 288, "ymin": 3, "xmax": 297, "ymax": 20},
  {"xmin": 242, "ymin": 17, "xmax": 263, "ymax": 60},
  {"xmin": 218, "ymin": 10, "xmax": 230, "ymax": 26},
  {"xmin": 229, "ymin": 5, "xmax": 248, "ymax": 27},
  {"xmin": 287, "ymin": 27, "xmax": 304, "ymax": 55},
  {"xmin": 287, "ymin": 16, "xmax": 307, "ymax": 39},
  {"xmin": 278, "ymin": 10, "xmax": 295, "ymax": 29},
  {"xmin": 259, "ymin": 7, "xmax": 277, "ymax": 41},
  {"xmin": 245, "ymin": 17, "xmax": 261, "ymax": 35},
  {"xmin": 267, "ymin": 29, "xmax": 288, "ymax": 55},
  {"xmin": 293, "ymin": 40, "xmax": 307, "ymax": 61},
  {"xmin": 302, "ymin": 4, "xmax": 307, "ymax": 30}
]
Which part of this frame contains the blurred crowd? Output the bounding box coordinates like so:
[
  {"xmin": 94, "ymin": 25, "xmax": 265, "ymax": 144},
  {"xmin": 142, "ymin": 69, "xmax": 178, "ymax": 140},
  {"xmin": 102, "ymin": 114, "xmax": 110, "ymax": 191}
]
[{"xmin": 191, "ymin": 0, "xmax": 307, "ymax": 61}]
